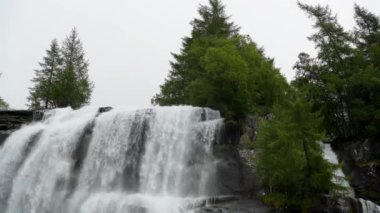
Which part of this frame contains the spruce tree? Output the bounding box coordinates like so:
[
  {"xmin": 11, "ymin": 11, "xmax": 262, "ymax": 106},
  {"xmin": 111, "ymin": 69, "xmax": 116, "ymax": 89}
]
[
  {"xmin": 27, "ymin": 39, "xmax": 62, "ymax": 109},
  {"xmin": 52, "ymin": 28, "xmax": 93, "ymax": 109}
]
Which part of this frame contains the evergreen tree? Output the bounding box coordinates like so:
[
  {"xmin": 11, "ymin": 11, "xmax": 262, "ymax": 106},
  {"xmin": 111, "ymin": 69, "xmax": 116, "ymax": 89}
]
[
  {"xmin": 293, "ymin": 3, "xmax": 380, "ymax": 139},
  {"xmin": 27, "ymin": 39, "xmax": 62, "ymax": 109},
  {"xmin": 191, "ymin": 0, "xmax": 240, "ymax": 38},
  {"xmin": 0, "ymin": 97, "xmax": 9, "ymax": 110},
  {"xmin": 27, "ymin": 29, "xmax": 93, "ymax": 109},
  {"xmin": 354, "ymin": 4, "xmax": 380, "ymax": 67},
  {"xmin": 0, "ymin": 74, "xmax": 9, "ymax": 109},
  {"xmin": 255, "ymin": 95, "xmax": 336, "ymax": 210},
  {"xmin": 52, "ymin": 28, "xmax": 94, "ymax": 109},
  {"xmin": 153, "ymin": 0, "xmax": 287, "ymax": 124},
  {"xmin": 350, "ymin": 5, "xmax": 380, "ymax": 138},
  {"xmin": 152, "ymin": 0, "xmax": 239, "ymax": 106},
  {"xmin": 294, "ymin": 3, "xmax": 354, "ymax": 139}
]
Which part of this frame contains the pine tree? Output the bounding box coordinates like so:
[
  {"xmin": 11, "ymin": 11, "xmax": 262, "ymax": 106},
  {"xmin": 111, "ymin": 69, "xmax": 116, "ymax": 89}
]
[
  {"xmin": 52, "ymin": 28, "xmax": 93, "ymax": 109},
  {"xmin": 27, "ymin": 39, "xmax": 62, "ymax": 109},
  {"xmin": 256, "ymin": 95, "xmax": 336, "ymax": 210}
]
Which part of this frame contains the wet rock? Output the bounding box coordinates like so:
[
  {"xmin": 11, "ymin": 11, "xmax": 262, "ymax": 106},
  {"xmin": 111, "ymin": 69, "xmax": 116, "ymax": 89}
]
[
  {"xmin": 0, "ymin": 110, "xmax": 34, "ymax": 131},
  {"xmin": 332, "ymin": 139, "xmax": 380, "ymax": 204},
  {"xmin": 192, "ymin": 199, "xmax": 269, "ymax": 213},
  {"xmin": 0, "ymin": 131, "xmax": 10, "ymax": 146},
  {"xmin": 309, "ymin": 195, "xmax": 358, "ymax": 213},
  {"xmin": 212, "ymin": 146, "xmax": 262, "ymax": 197},
  {"xmin": 0, "ymin": 110, "xmax": 35, "ymax": 145},
  {"xmin": 98, "ymin": 106, "xmax": 112, "ymax": 113}
]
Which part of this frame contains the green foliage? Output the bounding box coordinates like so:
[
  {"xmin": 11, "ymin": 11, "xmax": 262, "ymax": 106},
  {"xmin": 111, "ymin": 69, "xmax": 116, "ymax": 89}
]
[
  {"xmin": 0, "ymin": 74, "xmax": 9, "ymax": 110},
  {"xmin": 293, "ymin": 3, "xmax": 380, "ymax": 140},
  {"xmin": 28, "ymin": 39, "xmax": 62, "ymax": 109},
  {"xmin": 27, "ymin": 29, "xmax": 94, "ymax": 109},
  {"xmin": 153, "ymin": 0, "xmax": 287, "ymax": 124},
  {"xmin": 0, "ymin": 97, "xmax": 9, "ymax": 110},
  {"xmin": 53, "ymin": 28, "xmax": 93, "ymax": 109},
  {"xmin": 255, "ymin": 95, "xmax": 336, "ymax": 210}
]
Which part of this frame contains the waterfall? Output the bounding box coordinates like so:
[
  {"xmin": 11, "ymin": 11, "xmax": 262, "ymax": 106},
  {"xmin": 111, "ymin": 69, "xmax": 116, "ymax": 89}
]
[
  {"xmin": 322, "ymin": 143, "xmax": 353, "ymax": 196},
  {"xmin": 0, "ymin": 106, "xmax": 223, "ymax": 213},
  {"xmin": 359, "ymin": 198, "xmax": 380, "ymax": 213},
  {"xmin": 322, "ymin": 143, "xmax": 380, "ymax": 213}
]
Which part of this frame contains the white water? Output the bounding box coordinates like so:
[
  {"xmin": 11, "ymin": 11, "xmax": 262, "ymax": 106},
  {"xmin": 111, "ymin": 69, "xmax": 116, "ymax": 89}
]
[
  {"xmin": 323, "ymin": 143, "xmax": 380, "ymax": 213},
  {"xmin": 0, "ymin": 106, "xmax": 223, "ymax": 213},
  {"xmin": 322, "ymin": 143, "xmax": 353, "ymax": 196},
  {"xmin": 360, "ymin": 198, "xmax": 380, "ymax": 213}
]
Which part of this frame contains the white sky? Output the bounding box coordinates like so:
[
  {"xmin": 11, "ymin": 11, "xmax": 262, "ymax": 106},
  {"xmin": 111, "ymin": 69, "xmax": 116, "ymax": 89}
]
[{"xmin": 1, "ymin": 0, "xmax": 379, "ymax": 109}]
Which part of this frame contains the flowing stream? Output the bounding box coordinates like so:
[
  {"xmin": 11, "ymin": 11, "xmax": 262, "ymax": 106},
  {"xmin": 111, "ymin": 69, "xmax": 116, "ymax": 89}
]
[{"xmin": 0, "ymin": 106, "xmax": 223, "ymax": 213}]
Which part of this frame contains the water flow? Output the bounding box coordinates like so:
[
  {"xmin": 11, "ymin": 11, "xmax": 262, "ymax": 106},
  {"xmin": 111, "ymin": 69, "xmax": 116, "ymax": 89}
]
[
  {"xmin": 322, "ymin": 143, "xmax": 352, "ymax": 194},
  {"xmin": 360, "ymin": 198, "xmax": 380, "ymax": 213},
  {"xmin": 322, "ymin": 143, "xmax": 380, "ymax": 213},
  {"xmin": 0, "ymin": 106, "xmax": 223, "ymax": 213}
]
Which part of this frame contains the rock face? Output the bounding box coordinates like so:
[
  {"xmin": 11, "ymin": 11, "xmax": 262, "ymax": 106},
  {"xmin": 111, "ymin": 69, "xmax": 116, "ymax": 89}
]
[
  {"xmin": 0, "ymin": 110, "xmax": 35, "ymax": 131},
  {"xmin": 0, "ymin": 110, "xmax": 36, "ymax": 146},
  {"xmin": 309, "ymin": 195, "xmax": 362, "ymax": 213},
  {"xmin": 205, "ymin": 115, "xmax": 269, "ymax": 212},
  {"xmin": 193, "ymin": 198, "xmax": 269, "ymax": 213},
  {"xmin": 332, "ymin": 139, "xmax": 380, "ymax": 204},
  {"xmin": 212, "ymin": 145, "xmax": 263, "ymax": 197}
]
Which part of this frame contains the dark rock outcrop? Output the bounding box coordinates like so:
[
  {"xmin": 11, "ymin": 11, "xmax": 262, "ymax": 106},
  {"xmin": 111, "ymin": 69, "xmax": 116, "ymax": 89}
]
[
  {"xmin": 98, "ymin": 106, "xmax": 112, "ymax": 114},
  {"xmin": 0, "ymin": 110, "xmax": 34, "ymax": 131},
  {"xmin": 183, "ymin": 196, "xmax": 268, "ymax": 213},
  {"xmin": 0, "ymin": 110, "xmax": 36, "ymax": 146},
  {"xmin": 309, "ymin": 195, "xmax": 360, "ymax": 213},
  {"xmin": 212, "ymin": 145, "xmax": 263, "ymax": 197},
  {"xmin": 332, "ymin": 139, "xmax": 380, "ymax": 204},
  {"xmin": 192, "ymin": 198, "xmax": 269, "ymax": 213},
  {"xmin": 211, "ymin": 116, "xmax": 268, "ymax": 211}
]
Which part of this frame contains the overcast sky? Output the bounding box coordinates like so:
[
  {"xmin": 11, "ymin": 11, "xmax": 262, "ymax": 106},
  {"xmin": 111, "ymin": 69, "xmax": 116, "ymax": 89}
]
[{"xmin": 1, "ymin": 0, "xmax": 379, "ymax": 109}]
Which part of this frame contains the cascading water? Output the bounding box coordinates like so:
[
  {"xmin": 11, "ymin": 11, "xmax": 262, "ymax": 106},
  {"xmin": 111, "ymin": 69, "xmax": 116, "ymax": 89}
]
[
  {"xmin": 322, "ymin": 143, "xmax": 353, "ymax": 196},
  {"xmin": 0, "ymin": 106, "xmax": 224, "ymax": 213},
  {"xmin": 323, "ymin": 143, "xmax": 380, "ymax": 213}
]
